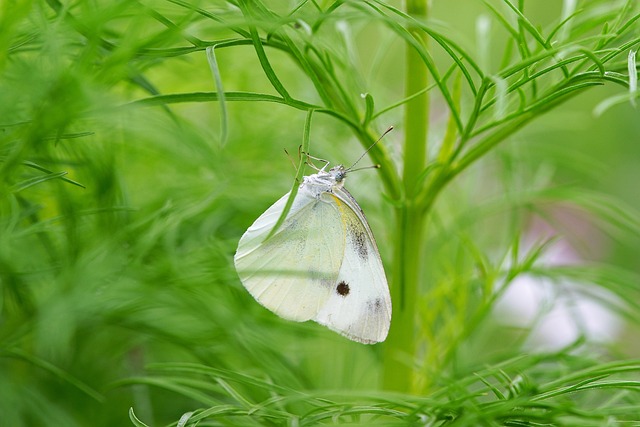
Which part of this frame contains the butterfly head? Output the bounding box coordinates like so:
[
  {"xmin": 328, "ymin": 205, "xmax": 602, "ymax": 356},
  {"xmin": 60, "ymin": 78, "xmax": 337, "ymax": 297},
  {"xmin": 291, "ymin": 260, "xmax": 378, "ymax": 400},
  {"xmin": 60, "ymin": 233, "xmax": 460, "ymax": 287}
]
[{"xmin": 329, "ymin": 165, "xmax": 348, "ymax": 183}]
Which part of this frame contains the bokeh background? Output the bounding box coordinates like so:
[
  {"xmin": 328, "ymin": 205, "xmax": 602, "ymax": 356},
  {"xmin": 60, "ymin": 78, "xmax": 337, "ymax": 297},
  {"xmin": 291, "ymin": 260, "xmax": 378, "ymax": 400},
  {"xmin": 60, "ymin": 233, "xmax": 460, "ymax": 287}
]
[{"xmin": 1, "ymin": 0, "xmax": 639, "ymax": 425}]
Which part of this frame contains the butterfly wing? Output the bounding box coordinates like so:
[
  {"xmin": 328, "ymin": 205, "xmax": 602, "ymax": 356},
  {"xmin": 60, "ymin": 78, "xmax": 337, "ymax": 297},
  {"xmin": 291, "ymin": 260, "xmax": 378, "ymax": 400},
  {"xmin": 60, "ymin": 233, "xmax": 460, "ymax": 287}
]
[
  {"xmin": 234, "ymin": 189, "xmax": 345, "ymax": 321},
  {"xmin": 314, "ymin": 188, "xmax": 392, "ymax": 344}
]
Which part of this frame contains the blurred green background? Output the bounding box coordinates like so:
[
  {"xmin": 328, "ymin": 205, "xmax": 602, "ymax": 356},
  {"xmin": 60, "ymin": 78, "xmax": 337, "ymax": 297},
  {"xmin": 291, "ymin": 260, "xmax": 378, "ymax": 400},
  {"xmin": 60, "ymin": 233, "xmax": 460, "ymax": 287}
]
[{"xmin": 1, "ymin": 0, "xmax": 639, "ymax": 425}]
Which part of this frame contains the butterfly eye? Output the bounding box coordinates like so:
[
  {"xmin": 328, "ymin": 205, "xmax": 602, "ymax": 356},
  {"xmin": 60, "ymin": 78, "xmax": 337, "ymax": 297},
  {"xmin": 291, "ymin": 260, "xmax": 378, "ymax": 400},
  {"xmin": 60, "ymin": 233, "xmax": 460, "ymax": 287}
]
[{"xmin": 336, "ymin": 281, "xmax": 350, "ymax": 296}]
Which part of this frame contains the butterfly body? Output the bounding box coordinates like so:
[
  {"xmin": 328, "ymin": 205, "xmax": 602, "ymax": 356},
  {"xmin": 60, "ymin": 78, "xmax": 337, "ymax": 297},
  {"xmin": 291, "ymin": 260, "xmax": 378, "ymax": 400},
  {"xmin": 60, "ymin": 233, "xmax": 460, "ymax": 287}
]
[{"xmin": 234, "ymin": 165, "xmax": 391, "ymax": 344}]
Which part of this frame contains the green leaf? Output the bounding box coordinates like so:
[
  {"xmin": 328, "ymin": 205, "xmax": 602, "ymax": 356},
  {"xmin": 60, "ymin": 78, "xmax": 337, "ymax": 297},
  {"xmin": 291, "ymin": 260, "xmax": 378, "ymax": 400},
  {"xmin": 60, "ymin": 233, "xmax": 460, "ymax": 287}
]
[
  {"xmin": 129, "ymin": 91, "xmax": 316, "ymax": 110},
  {"xmin": 265, "ymin": 109, "xmax": 313, "ymax": 241},
  {"xmin": 363, "ymin": 1, "xmax": 464, "ymax": 133},
  {"xmin": 4, "ymin": 349, "xmax": 104, "ymax": 402},
  {"xmin": 128, "ymin": 408, "xmax": 150, "ymax": 427},
  {"xmin": 501, "ymin": 0, "xmax": 550, "ymax": 50},
  {"xmin": 11, "ymin": 171, "xmax": 69, "ymax": 193},
  {"xmin": 362, "ymin": 92, "xmax": 375, "ymax": 126},
  {"xmin": 368, "ymin": 0, "xmax": 482, "ymax": 93},
  {"xmin": 22, "ymin": 161, "xmax": 86, "ymax": 188},
  {"xmin": 239, "ymin": 0, "xmax": 292, "ymax": 101},
  {"xmin": 206, "ymin": 45, "xmax": 229, "ymax": 145}
]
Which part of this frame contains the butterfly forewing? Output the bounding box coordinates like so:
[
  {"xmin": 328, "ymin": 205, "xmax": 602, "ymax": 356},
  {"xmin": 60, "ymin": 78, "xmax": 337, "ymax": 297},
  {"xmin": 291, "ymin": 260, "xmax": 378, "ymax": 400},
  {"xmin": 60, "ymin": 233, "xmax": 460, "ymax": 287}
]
[
  {"xmin": 314, "ymin": 189, "xmax": 391, "ymax": 343},
  {"xmin": 234, "ymin": 189, "xmax": 346, "ymax": 321}
]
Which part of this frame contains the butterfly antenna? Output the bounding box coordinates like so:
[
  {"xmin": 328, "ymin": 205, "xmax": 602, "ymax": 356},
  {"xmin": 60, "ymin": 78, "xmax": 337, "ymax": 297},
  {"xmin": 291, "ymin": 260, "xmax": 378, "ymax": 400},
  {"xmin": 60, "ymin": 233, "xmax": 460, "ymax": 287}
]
[
  {"xmin": 349, "ymin": 164, "xmax": 380, "ymax": 173},
  {"xmin": 284, "ymin": 148, "xmax": 297, "ymax": 170},
  {"xmin": 347, "ymin": 126, "xmax": 393, "ymax": 171}
]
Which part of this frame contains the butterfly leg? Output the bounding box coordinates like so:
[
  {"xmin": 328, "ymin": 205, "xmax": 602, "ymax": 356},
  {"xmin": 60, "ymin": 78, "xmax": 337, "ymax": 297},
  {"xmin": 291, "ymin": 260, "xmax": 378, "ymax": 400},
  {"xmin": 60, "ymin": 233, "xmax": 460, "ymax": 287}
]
[
  {"xmin": 284, "ymin": 148, "xmax": 298, "ymax": 171},
  {"xmin": 302, "ymin": 151, "xmax": 330, "ymax": 171}
]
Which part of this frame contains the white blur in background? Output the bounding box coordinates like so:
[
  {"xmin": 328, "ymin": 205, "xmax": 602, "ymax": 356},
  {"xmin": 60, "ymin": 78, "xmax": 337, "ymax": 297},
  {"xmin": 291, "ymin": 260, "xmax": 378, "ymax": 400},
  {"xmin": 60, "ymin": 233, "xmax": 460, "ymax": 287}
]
[{"xmin": 494, "ymin": 213, "xmax": 624, "ymax": 350}]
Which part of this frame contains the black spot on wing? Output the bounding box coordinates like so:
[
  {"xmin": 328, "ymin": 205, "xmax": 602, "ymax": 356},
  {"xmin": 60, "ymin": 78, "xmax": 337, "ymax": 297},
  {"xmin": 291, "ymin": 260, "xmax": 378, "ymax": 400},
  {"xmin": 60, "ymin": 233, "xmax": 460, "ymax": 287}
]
[
  {"xmin": 356, "ymin": 229, "xmax": 368, "ymax": 259},
  {"xmin": 336, "ymin": 188, "xmax": 370, "ymax": 261},
  {"xmin": 367, "ymin": 298, "xmax": 383, "ymax": 313},
  {"xmin": 348, "ymin": 225, "xmax": 368, "ymax": 260},
  {"xmin": 336, "ymin": 281, "xmax": 350, "ymax": 296}
]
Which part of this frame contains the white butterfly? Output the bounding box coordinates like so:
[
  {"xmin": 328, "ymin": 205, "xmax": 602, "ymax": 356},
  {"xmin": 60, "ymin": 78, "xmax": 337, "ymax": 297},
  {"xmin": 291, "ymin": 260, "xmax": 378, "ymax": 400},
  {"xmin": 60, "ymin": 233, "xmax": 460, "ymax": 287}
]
[{"xmin": 234, "ymin": 159, "xmax": 391, "ymax": 344}]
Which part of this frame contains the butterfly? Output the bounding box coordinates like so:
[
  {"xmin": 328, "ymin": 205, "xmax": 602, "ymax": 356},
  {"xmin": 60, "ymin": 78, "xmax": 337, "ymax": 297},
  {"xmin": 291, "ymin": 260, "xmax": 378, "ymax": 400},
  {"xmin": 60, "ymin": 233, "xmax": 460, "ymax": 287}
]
[{"xmin": 234, "ymin": 151, "xmax": 392, "ymax": 344}]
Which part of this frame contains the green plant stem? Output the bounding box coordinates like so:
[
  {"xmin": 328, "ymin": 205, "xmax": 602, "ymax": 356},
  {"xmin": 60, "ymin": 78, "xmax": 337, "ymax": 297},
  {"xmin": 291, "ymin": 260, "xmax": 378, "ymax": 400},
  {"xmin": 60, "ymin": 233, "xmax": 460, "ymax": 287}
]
[{"xmin": 383, "ymin": 0, "xmax": 429, "ymax": 393}]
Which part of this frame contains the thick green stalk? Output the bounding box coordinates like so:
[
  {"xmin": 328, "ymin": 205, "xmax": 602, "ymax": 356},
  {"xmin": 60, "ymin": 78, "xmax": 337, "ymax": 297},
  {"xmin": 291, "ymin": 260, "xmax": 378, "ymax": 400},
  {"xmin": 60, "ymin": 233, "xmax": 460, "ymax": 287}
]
[{"xmin": 383, "ymin": 0, "xmax": 429, "ymax": 392}]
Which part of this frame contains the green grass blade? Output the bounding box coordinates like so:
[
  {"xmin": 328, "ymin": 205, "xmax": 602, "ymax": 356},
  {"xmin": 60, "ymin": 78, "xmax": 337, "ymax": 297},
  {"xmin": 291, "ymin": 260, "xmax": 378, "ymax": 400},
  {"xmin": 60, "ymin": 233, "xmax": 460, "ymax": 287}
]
[
  {"xmin": 129, "ymin": 91, "xmax": 317, "ymax": 110},
  {"xmin": 11, "ymin": 171, "xmax": 69, "ymax": 193},
  {"xmin": 3, "ymin": 349, "xmax": 104, "ymax": 402},
  {"xmin": 206, "ymin": 45, "xmax": 229, "ymax": 145},
  {"xmin": 239, "ymin": 0, "xmax": 292, "ymax": 101},
  {"xmin": 265, "ymin": 109, "xmax": 313, "ymax": 241},
  {"xmin": 128, "ymin": 408, "xmax": 150, "ymax": 427},
  {"xmin": 22, "ymin": 161, "xmax": 85, "ymax": 188},
  {"xmin": 363, "ymin": 1, "xmax": 463, "ymax": 133},
  {"xmin": 368, "ymin": 0, "xmax": 482, "ymax": 93},
  {"xmin": 501, "ymin": 0, "xmax": 550, "ymax": 49}
]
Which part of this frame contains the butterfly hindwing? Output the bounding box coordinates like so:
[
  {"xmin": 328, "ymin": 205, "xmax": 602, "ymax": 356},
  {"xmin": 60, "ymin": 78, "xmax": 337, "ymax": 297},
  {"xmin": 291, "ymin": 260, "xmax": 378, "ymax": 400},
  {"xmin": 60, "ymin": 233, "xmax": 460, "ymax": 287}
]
[
  {"xmin": 234, "ymin": 189, "xmax": 345, "ymax": 321},
  {"xmin": 314, "ymin": 189, "xmax": 391, "ymax": 344}
]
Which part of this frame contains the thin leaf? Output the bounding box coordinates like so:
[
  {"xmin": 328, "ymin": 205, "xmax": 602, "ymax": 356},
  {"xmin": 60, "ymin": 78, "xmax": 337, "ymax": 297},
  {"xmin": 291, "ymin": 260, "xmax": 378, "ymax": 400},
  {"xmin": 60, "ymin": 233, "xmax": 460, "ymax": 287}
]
[
  {"xmin": 501, "ymin": 0, "xmax": 550, "ymax": 50},
  {"xmin": 438, "ymin": 71, "xmax": 462, "ymax": 163},
  {"xmin": 129, "ymin": 91, "xmax": 316, "ymax": 110},
  {"xmin": 113, "ymin": 377, "xmax": 219, "ymax": 406},
  {"xmin": 367, "ymin": 0, "xmax": 482, "ymax": 93},
  {"xmin": 11, "ymin": 171, "xmax": 69, "ymax": 193},
  {"xmin": 362, "ymin": 92, "xmax": 374, "ymax": 126},
  {"xmin": 265, "ymin": 109, "xmax": 312, "ymax": 241},
  {"xmin": 481, "ymin": 0, "xmax": 519, "ymax": 42},
  {"xmin": 239, "ymin": 0, "xmax": 292, "ymax": 101},
  {"xmin": 206, "ymin": 45, "xmax": 229, "ymax": 145},
  {"xmin": 165, "ymin": 0, "xmax": 250, "ymax": 38},
  {"xmin": 363, "ymin": 1, "xmax": 464, "ymax": 132},
  {"xmin": 177, "ymin": 412, "xmax": 195, "ymax": 427},
  {"xmin": 22, "ymin": 161, "xmax": 85, "ymax": 188},
  {"xmin": 546, "ymin": 3, "xmax": 581, "ymax": 45},
  {"xmin": 128, "ymin": 408, "xmax": 150, "ymax": 427},
  {"xmin": 629, "ymin": 48, "xmax": 638, "ymax": 107},
  {"xmin": 371, "ymin": 81, "xmax": 438, "ymax": 121},
  {"xmin": 216, "ymin": 378, "xmax": 255, "ymax": 408},
  {"xmin": 4, "ymin": 349, "xmax": 104, "ymax": 402},
  {"xmin": 593, "ymin": 92, "xmax": 638, "ymax": 116}
]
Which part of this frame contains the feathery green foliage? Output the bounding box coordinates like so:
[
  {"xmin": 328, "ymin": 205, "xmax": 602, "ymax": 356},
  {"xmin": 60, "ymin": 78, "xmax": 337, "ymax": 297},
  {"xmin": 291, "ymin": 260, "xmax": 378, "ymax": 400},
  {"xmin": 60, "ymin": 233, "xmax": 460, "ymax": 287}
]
[{"xmin": 1, "ymin": 0, "xmax": 640, "ymax": 425}]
